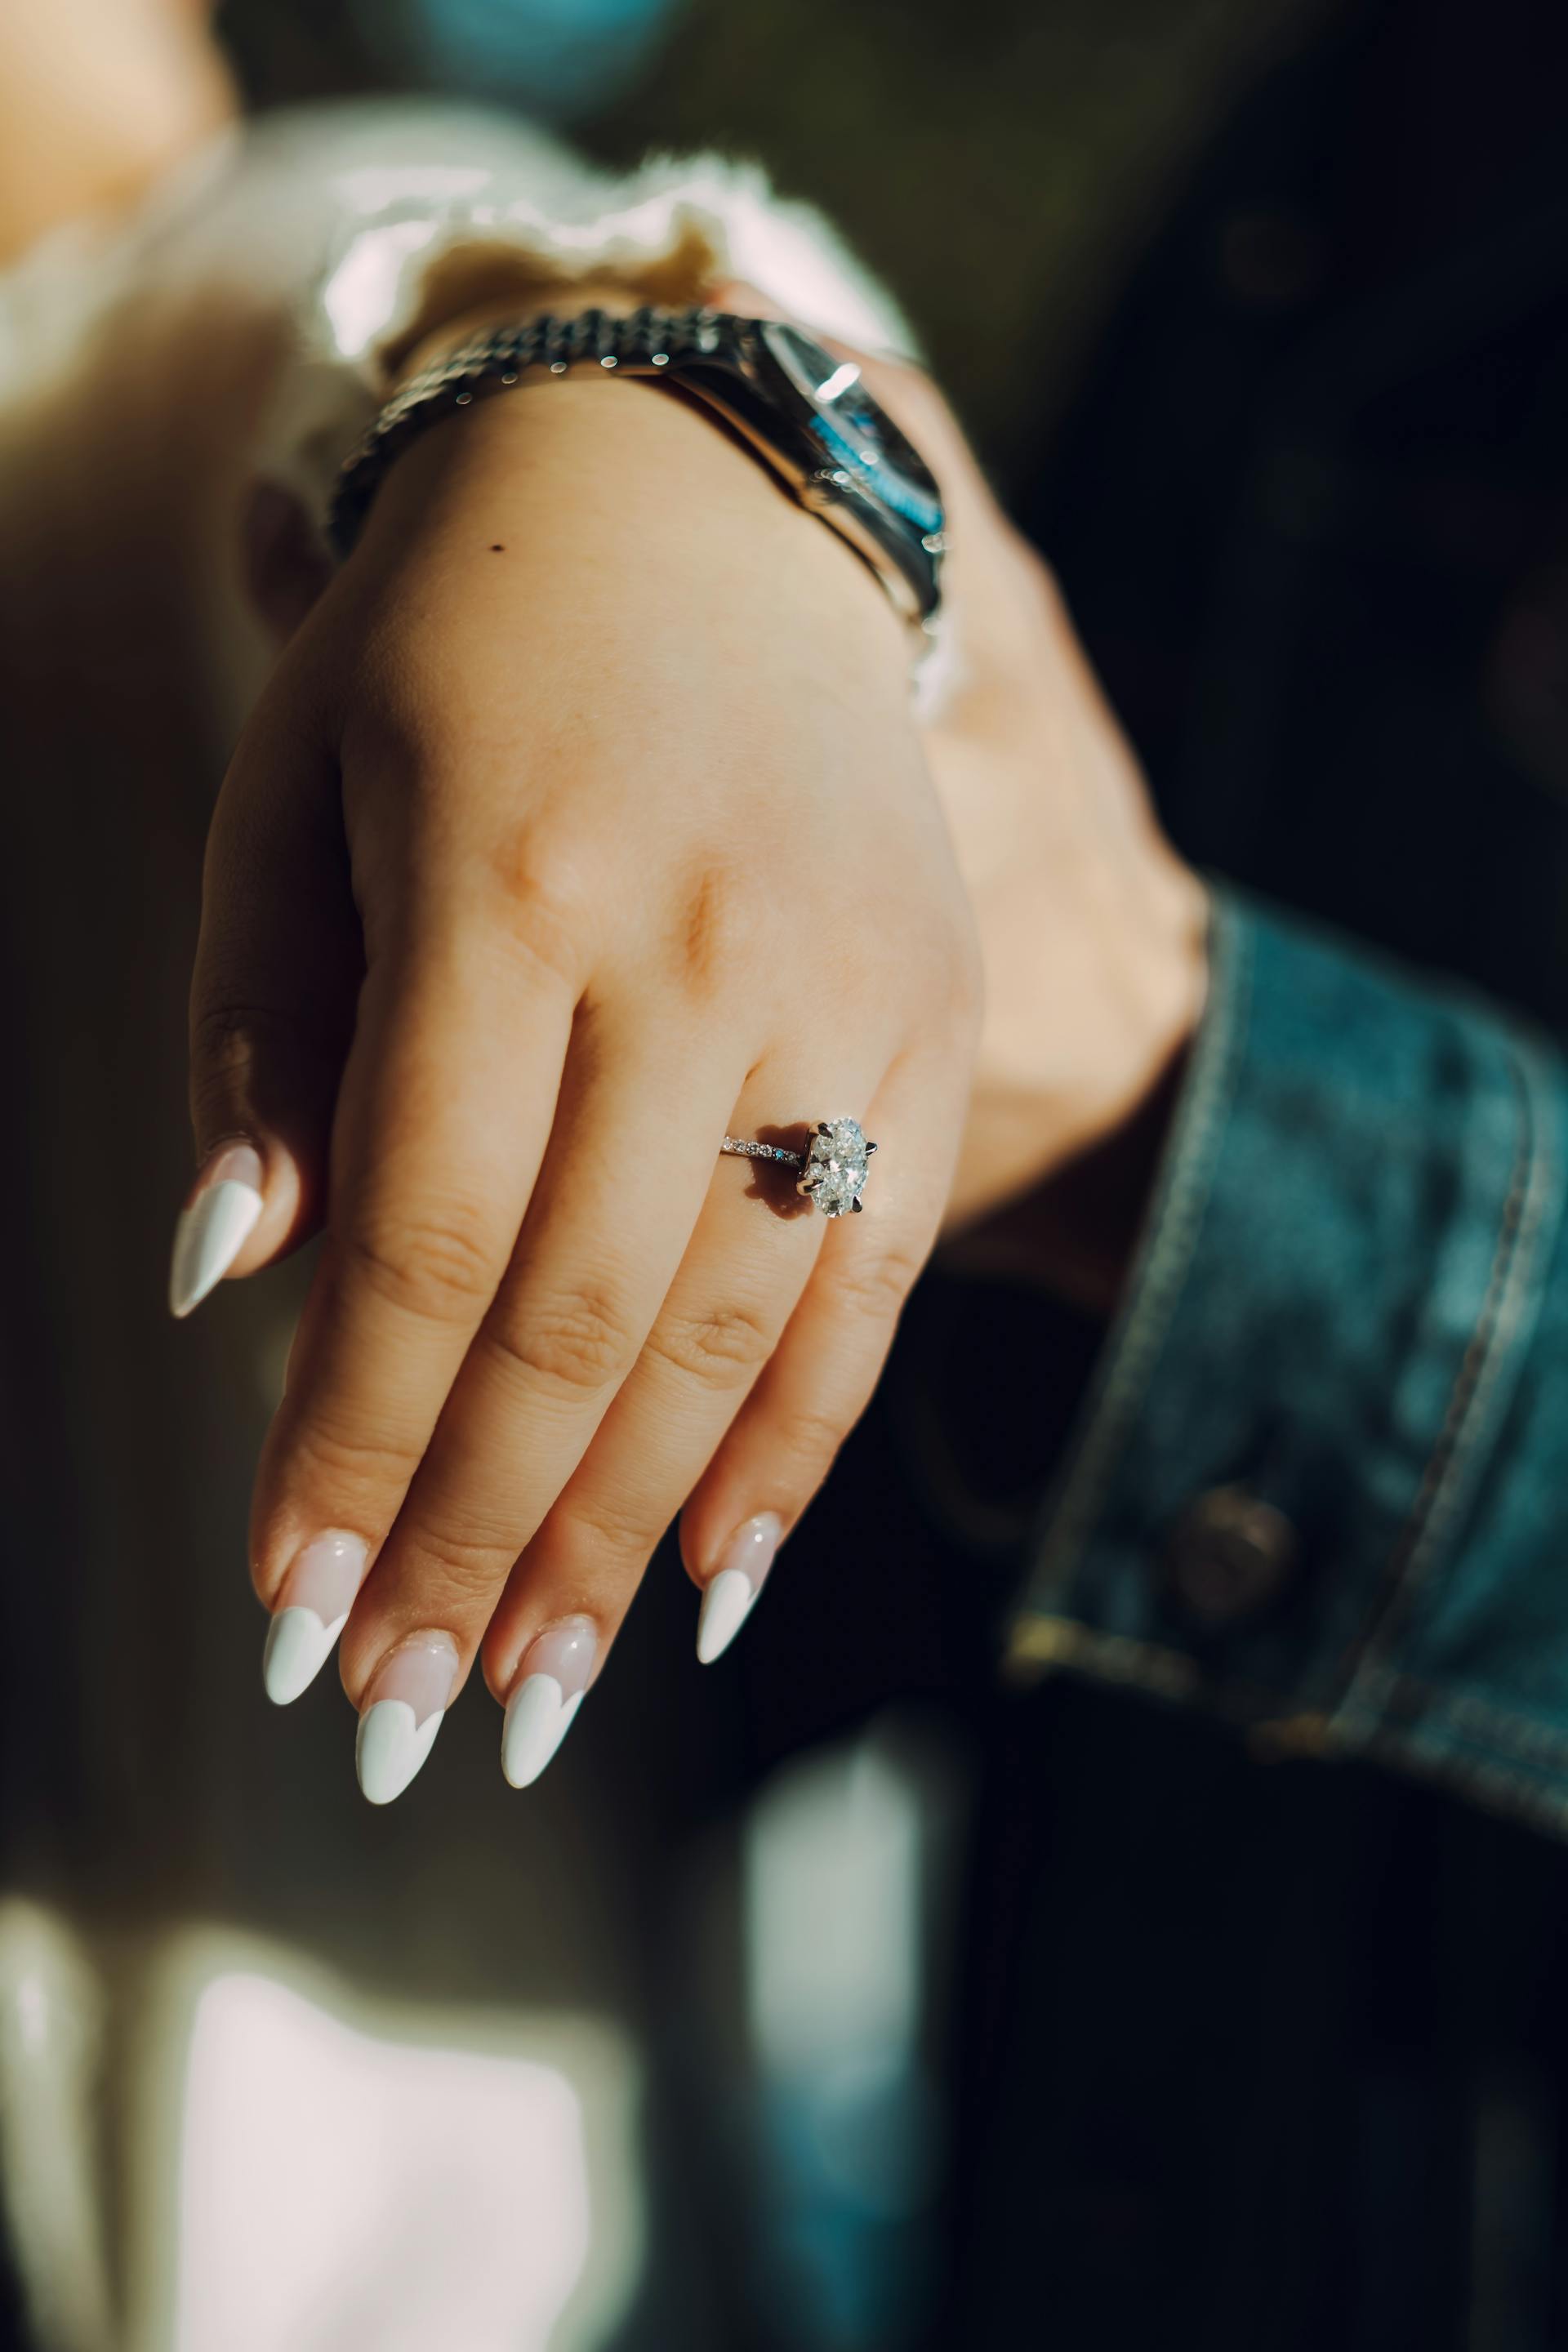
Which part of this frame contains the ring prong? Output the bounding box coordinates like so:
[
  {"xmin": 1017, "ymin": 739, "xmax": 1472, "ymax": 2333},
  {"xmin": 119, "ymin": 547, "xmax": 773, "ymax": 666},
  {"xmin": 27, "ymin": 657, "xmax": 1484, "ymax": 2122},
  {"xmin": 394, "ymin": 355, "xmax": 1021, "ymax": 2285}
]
[
  {"xmin": 866, "ymin": 1140, "xmax": 878, "ymax": 1154},
  {"xmin": 851, "ymin": 1196, "xmax": 863, "ymax": 1211},
  {"xmin": 817, "ymin": 1121, "xmax": 832, "ymax": 1135}
]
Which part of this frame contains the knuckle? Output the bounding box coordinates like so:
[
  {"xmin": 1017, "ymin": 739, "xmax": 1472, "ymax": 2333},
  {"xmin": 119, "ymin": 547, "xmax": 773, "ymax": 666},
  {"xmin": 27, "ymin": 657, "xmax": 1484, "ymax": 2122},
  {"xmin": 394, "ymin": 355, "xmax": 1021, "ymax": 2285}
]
[
  {"xmin": 486, "ymin": 1281, "xmax": 642, "ymax": 1403},
  {"xmin": 831, "ymin": 1238, "xmax": 928, "ymax": 1325},
  {"xmin": 663, "ymin": 858, "xmax": 760, "ymax": 996},
  {"xmin": 188, "ymin": 1000, "xmax": 300, "ymax": 1100},
  {"xmin": 342, "ymin": 1197, "xmax": 499, "ymax": 1324},
  {"xmin": 555, "ymin": 1489, "xmax": 663, "ymax": 1566},
  {"xmin": 395, "ymin": 1521, "xmax": 513, "ymax": 1608},
  {"xmin": 487, "ymin": 839, "xmax": 596, "ymax": 989},
  {"xmin": 644, "ymin": 1298, "xmax": 777, "ymax": 1395},
  {"xmin": 287, "ymin": 1404, "xmax": 422, "ymax": 1495},
  {"xmin": 771, "ymin": 1396, "xmax": 850, "ymax": 1473},
  {"xmin": 189, "ymin": 1000, "xmax": 267, "ymax": 1072}
]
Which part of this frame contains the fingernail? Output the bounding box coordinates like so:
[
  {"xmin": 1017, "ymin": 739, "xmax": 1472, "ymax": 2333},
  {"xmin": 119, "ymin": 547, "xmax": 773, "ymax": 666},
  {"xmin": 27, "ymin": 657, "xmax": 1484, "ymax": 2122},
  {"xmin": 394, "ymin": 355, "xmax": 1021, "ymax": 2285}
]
[
  {"xmin": 696, "ymin": 1512, "xmax": 782, "ymax": 1665},
  {"xmin": 262, "ymin": 1530, "xmax": 369, "ymax": 1706},
  {"xmin": 355, "ymin": 1631, "xmax": 458, "ymax": 1805},
  {"xmin": 501, "ymin": 1617, "xmax": 597, "ymax": 1789},
  {"xmin": 169, "ymin": 1143, "xmax": 264, "ymax": 1318}
]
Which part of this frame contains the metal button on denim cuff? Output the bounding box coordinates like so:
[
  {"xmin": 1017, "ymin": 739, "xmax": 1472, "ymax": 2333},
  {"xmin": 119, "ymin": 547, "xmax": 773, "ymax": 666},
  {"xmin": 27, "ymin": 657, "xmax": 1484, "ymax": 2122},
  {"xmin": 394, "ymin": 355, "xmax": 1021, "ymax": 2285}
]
[{"xmin": 1163, "ymin": 1484, "xmax": 1301, "ymax": 1624}]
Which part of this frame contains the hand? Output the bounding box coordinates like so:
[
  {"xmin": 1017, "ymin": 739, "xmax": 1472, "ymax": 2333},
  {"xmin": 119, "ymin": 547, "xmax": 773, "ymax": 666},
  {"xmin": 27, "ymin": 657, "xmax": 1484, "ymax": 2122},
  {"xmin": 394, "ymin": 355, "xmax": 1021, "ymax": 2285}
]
[
  {"xmin": 178, "ymin": 364, "xmax": 979, "ymax": 1798},
  {"xmin": 872, "ymin": 360, "xmax": 1209, "ymax": 1306}
]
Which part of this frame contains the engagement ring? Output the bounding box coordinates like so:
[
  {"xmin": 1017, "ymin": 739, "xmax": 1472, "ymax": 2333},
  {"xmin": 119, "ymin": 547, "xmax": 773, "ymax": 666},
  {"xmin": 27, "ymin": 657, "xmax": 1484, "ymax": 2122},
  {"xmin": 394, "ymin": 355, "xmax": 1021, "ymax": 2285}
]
[{"xmin": 719, "ymin": 1118, "xmax": 876, "ymax": 1218}]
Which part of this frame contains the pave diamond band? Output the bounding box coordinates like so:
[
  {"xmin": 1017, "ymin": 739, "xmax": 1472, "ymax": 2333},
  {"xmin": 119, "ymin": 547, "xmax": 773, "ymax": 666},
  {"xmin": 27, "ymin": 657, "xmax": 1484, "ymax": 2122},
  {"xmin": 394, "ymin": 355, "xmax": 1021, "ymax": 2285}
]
[
  {"xmin": 720, "ymin": 1119, "xmax": 877, "ymax": 1218},
  {"xmin": 719, "ymin": 1138, "xmax": 804, "ymax": 1166}
]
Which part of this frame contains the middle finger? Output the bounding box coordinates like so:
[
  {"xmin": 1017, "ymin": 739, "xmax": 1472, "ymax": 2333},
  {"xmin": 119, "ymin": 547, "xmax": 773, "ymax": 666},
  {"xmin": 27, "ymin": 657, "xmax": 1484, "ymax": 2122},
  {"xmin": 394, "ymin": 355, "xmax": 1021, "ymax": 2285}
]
[{"xmin": 336, "ymin": 1004, "xmax": 743, "ymax": 1797}]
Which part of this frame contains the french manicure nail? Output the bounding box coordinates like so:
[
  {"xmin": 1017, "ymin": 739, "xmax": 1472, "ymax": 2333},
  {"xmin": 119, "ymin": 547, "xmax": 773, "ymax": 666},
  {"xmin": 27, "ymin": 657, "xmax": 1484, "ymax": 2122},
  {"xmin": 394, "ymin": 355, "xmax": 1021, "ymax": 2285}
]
[
  {"xmin": 501, "ymin": 1617, "xmax": 597, "ymax": 1788},
  {"xmin": 696, "ymin": 1512, "xmax": 782, "ymax": 1665},
  {"xmin": 169, "ymin": 1143, "xmax": 264, "ymax": 1319},
  {"xmin": 262, "ymin": 1530, "xmax": 369, "ymax": 1706},
  {"xmin": 356, "ymin": 1631, "xmax": 458, "ymax": 1805}
]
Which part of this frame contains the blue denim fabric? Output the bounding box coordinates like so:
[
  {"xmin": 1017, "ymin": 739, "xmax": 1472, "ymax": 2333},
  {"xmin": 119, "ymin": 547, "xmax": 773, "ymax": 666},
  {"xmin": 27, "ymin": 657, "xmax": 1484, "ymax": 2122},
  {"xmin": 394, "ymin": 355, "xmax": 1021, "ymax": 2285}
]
[{"xmin": 1007, "ymin": 885, "xmax": 1568, "ymax": 1831}]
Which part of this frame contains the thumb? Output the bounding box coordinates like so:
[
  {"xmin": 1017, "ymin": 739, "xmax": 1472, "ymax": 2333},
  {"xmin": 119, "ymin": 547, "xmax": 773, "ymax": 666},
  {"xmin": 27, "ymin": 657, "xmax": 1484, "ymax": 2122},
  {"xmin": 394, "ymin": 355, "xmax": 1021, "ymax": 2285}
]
[{"xmin": 171, "ymin": 698, "xmax": 359, "ymax": 1318}]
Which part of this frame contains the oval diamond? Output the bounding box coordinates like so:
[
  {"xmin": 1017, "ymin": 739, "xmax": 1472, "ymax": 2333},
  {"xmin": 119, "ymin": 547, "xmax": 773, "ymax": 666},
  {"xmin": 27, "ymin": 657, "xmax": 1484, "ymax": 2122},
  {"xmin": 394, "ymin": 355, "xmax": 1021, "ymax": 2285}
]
[{"xmin": 801, "ymin": 1117, "xmax": 871, "ymax": 1218}]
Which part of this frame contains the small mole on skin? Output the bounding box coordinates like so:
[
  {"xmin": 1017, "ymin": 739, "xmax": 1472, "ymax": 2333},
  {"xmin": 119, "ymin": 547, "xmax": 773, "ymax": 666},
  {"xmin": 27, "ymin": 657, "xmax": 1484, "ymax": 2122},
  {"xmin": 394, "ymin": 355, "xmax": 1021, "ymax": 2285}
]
[{"xmin": 490, "ymin": 543, "xmax": 506, "ymax": 552}]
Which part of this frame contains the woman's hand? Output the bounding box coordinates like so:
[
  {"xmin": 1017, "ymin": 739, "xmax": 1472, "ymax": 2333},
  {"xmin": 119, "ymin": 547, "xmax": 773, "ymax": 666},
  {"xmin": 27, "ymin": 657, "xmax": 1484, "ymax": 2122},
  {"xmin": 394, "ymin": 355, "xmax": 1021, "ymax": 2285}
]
[{"xmin": 180, "ymin": 371, "xmax": 979, "ymax": 1798}]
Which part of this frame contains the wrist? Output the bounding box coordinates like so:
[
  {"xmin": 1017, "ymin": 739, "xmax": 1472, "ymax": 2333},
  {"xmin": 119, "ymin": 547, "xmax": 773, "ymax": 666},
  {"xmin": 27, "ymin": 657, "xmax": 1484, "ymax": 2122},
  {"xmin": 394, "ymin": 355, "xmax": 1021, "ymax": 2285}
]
[
  {"xmin": 357, "ymin": 353, "xmax": 912, "ymax": 682},
  {"xmin": 353, "ymin": 300, "xmax": 940, "ymax": 653}
]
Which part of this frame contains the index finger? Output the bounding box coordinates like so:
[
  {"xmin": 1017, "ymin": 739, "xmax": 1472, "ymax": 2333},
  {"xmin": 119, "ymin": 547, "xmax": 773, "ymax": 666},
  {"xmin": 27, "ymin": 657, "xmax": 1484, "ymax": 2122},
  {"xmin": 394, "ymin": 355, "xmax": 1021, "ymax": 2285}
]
[{"xmin": 252, "ymin": 901, "xmax": 578, "ymax": 1705}]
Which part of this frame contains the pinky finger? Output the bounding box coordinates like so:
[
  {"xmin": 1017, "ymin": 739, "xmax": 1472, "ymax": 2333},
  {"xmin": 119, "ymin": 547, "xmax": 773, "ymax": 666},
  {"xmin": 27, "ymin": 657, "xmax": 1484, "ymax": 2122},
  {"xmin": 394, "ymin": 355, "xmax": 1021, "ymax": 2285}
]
[{"xmin": 679, "ymin": 1071, "xmax": 957, "ymax": 1661}]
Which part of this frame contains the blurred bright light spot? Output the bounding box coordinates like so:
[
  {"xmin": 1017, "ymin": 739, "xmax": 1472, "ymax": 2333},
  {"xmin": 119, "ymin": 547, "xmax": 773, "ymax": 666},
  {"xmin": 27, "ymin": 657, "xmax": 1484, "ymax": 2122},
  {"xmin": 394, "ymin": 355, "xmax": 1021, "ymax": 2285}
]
[
  {"xmin": 0, "ymin": 1900, "xmax": 112, "ymax": 2352},
  {"xmin": 816, "ymin": 363, "xmax": 862, "ymax": 405},
  {"xmin": 739, "ymin": 1726, "xmax": 961, "ymax": 2347},
  {"xmin": 0, "ymin": 1913, "xmax": 642, "ymax": 2351},
  {"xmin": 170, "ymin": 1971, "xmax": 621, "ymax": 2352},
  {"xmin": 323, "ymin": 216, "xmax": 439, "ymax": 359},
  {"xmin": 746, "ymin": 1735, "xmax": 923, "ymax": 2074}
]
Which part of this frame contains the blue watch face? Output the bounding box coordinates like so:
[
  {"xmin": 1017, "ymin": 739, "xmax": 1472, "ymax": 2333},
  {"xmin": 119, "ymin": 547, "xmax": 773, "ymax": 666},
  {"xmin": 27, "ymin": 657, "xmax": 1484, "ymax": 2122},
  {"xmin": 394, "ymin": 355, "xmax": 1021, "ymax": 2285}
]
[{"xmin": 756, "ymin": 319, "xmax": 943, "ymax": 537}]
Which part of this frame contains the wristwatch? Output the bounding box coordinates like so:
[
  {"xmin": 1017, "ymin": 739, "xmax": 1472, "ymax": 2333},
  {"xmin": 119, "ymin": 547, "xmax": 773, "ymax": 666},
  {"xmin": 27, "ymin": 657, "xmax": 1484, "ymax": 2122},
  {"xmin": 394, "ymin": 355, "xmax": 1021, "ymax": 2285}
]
[{"xmin": 327, "ymin": 305, "xmax": 947, "ymax": 630}]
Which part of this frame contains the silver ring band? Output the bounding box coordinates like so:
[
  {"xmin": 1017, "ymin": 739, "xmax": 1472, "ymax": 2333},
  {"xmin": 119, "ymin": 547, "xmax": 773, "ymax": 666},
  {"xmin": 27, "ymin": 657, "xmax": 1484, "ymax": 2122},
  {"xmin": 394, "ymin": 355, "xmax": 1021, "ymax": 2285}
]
[{"xmin": 720, "ymin": 1118, "xmax": 876, "ymax": 1218}]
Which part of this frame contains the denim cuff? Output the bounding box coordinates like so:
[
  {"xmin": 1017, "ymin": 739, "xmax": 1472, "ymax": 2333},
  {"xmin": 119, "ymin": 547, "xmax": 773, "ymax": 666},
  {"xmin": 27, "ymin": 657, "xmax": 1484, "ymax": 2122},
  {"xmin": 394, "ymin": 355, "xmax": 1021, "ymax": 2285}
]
[{"xmin": 1007, "ymin": 886, "xmax": 1568, "ymax": 1831}]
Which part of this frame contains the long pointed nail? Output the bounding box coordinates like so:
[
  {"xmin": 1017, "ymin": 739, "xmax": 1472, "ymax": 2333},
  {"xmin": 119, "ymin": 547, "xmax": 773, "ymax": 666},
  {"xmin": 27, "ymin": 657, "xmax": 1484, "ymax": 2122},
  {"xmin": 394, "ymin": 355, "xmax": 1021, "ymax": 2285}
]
[
  {"xmin": 169, "ymin": 1143, "xmax": 264, "ymax": 1318},
  {"xmin": 501, "ymin": 1618, "xmax": 597, "ymax": 1788},
  {"xmin": 696, "ymin": 1512, "xmax": 782, "ymax": 1664},
  {"xmin": 355, "ymin": 1632, "xmax": 458, "ymax": 1805},
  {"xmin": 262, "ymin": 1530, "xmax": 369, "ymax": 1705}
]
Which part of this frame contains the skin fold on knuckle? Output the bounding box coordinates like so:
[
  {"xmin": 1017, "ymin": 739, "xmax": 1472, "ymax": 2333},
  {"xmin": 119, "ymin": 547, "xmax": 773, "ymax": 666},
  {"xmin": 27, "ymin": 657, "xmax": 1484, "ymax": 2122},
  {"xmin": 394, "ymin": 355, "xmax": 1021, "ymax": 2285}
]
[
  {"xmin": 481, "ymin": 1281, "xmax": 643, "ymax": 1405},
  {"xmin": 259, "ymin": 1399, "xmax": 424, "ymax": 1517},
  {"xmin": 187, "ymin": 1001, "xmax": 302, "ymax": 1125},
  {"xmin": 760, "ymin": 1397, "xmax": 851, "ymax": 1491},
  {"xmin": 340, "ymin": 1196, "xmax": 501, "ymax": 1326},
  {"xmin": 830, "ymin": 1236, "xmax": 930, "ymax": 1328},
  {"xmin": 661, "ymin": 853, "xmax": 768, "ymax": 1000},
  {"xmin": 642, "ymin": 1298, "xmax": 778, "ymax": 1396},
  {"xmin": 381, "ymin": 1521, "xmax": 517, "ymax": 1615},
  {"xmin": 475, "ymin": 828, "xmax": 600, "ymax": 992},
  {"xmin": 533, "ymin": 1491, "xmax": 664, "ymax": 1587}
]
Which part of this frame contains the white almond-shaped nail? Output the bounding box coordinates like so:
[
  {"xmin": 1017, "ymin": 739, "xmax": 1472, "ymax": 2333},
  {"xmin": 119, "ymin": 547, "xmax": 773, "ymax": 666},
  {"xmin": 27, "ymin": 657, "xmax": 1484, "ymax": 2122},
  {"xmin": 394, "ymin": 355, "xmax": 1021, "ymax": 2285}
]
[
  {"xmin": 696, "ymin": 1566, "xmax": 763, "ymax": 1664},
  {"xmin": 501, "ymin": 1675, "xmax": 586, "ymax": 1788},
  {"xmin": 262, "ymin": 1606, "xmax": 350, "ymax": 1707},
  {"xmin": 696, "ymin": 1514, "xmax": 781, "ymax": 1664},
  {"xmin": 261, "ymin": 1531, "xmax": 368, "ymax": 1707},
  {"xmin": 355, "ymin": 1699, "xmax": 446, "ymax": 1806},
  {"xmin": 355, "ymin": 1632, "xmax": 457, "ymax": 1805},
  {"xmin": 169, "ymin": 1145, "xmax": 264, "ymax": 1318}
]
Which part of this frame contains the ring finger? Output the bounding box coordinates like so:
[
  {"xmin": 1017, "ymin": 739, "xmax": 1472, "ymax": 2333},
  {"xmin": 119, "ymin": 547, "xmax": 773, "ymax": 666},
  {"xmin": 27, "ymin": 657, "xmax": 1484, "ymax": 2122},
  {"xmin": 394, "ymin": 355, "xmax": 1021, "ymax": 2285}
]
[{"xmin": 480, "ymin": 1054, "xmax": 941, "ymax": 1787}]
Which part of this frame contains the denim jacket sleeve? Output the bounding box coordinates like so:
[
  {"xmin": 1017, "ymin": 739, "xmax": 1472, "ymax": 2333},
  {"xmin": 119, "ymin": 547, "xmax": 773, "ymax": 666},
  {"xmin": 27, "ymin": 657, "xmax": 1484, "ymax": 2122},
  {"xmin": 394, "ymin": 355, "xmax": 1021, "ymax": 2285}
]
[{"xmin": 1007, "ymin": 883, "xmax": 1568, "ymax": 1833}]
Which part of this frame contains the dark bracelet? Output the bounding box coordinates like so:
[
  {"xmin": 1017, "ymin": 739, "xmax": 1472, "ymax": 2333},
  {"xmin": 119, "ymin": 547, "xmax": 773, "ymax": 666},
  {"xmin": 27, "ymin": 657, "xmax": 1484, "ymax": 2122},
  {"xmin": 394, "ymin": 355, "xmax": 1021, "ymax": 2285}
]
[{"xmin": 327, "ymin": 305, "xmax": 725, "ymax": 560}]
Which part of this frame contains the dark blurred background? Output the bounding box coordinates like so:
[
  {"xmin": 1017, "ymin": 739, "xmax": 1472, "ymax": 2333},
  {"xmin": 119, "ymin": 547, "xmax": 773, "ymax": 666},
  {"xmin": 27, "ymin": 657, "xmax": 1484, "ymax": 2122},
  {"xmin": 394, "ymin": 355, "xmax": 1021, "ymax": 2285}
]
[
  {"xmin": 216, "ymin": 0, "xmax": 1319, "ymax": 472},
  {"xmin": 190, "ymin": 4, "xmax": 1568, "ymax": 2346}
]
